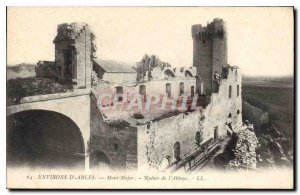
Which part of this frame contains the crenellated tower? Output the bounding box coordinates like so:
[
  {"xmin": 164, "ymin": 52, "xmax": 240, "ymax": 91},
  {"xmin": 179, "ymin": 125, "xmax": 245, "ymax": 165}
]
[{"xmin": 192, "ymin": 18, "xmax": 227, "ymax": 94}]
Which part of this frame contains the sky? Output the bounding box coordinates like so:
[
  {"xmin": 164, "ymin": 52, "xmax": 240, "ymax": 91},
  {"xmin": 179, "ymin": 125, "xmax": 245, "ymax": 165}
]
[{"xmin": 7, "ymin": 7, "xmax": 294, "ymax": 76}]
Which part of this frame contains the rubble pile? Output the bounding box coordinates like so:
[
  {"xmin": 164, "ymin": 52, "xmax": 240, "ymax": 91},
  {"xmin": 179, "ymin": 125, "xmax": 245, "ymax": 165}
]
[{"xmin": 229, "ymin": 126, "xmax": 259, "ymax": 169}]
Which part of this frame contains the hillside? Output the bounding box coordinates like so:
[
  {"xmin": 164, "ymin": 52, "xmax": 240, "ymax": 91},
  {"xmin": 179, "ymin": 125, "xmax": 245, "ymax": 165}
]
[{"xmin": 7, "ymin": 63, "xmax": 36, "ymax": 80}]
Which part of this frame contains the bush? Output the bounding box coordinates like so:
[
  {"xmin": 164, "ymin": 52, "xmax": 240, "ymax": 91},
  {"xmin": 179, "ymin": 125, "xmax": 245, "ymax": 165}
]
[
  {"xmin": 152, "ymin": 110, "xmax": 182, "ymax": 122},
  {"xmin": 108, "ymin": 120, "xmax": 131, "ymax": 128},
  {"xmin": 133, "ymin": 112, "xmax": 145, "ymax": 119}
]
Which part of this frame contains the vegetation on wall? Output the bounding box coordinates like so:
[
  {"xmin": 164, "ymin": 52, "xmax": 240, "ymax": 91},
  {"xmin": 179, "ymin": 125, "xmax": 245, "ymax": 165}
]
[{"xmin": 7, "ymin": 77, "xmax": 72, "ymax": 105}]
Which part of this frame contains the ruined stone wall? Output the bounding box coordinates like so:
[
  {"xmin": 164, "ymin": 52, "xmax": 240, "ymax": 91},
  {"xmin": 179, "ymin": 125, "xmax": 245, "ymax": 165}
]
[
  {"xmin": 136, "ymin": 111, "xmax": 208, "ymax": 170},
  {"xmin": 35, "ymin": 61, "xmax": 56, "ymax": 78},
  {"xmin": 242, "ymin": 100, "xmax": 269, "ymax": 132},
  {"xmin": 90, "ymin": 67, "xmax": 241, "ymax": 171},
  {"xmin": 229, "ymin": 127, "xmax": 259, "ymax": 169},
  {"xmin": 90, "ymin": 94, "xmax": 138, "ymax": 170},
  {"xmin": 92, "ymin": 77, "xmax": 196, "ymax": 106},
  {"xmin": 202, "ymin": 67, "xmax": 242, "ymax": 138},
  {"xmin": 136, "ymin": 54, "xmax": 171, "ymax": 82},
  {"xmin": 136, "ymin": 67, "xmax": 242, "ymax": 170},
  {"xmin": 138, "ymin": 78, "xmax": 196, "ymax": 98}
]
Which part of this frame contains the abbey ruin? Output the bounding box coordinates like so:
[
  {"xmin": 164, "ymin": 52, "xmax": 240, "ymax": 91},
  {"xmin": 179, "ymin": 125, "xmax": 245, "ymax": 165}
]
[{"xmin": 7, "ymin": 18, "xmax": 260, "ymax": 172}]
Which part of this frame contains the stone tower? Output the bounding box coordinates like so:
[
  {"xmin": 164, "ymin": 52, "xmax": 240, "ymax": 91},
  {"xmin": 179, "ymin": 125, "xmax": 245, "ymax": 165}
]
[
  {"xmin": 191, "ymin": 18, "xmax": 227, "ymax": 94},
  {"xmin": 53, "ymin": 22, "xmax": 96, "ymax": 89}
]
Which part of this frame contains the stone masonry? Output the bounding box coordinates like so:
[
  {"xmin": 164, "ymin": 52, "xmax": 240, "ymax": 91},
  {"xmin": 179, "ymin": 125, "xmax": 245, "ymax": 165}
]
[
  {"xmin": 192, "ymin": 18, "xmax": 227, "ymax": 94},
  {"xmin": 53, "ymin": 22, "xmax": 96, "ymax": 88}
]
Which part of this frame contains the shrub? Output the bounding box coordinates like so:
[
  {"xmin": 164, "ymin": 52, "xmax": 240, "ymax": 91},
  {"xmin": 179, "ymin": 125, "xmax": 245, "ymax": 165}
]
[
  {"xmin": 133, "ymin": 112, "xmax": 145, "ymax": 119},
  {"xmin": 108, "ymin": 120, "xmax": 131, "ymax": 128}
]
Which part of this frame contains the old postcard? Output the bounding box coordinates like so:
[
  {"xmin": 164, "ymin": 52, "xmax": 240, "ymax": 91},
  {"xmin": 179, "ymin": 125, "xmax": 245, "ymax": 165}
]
[{"xmin": 6, "ymin": 7, "xmax": 294, "ymax": 189}]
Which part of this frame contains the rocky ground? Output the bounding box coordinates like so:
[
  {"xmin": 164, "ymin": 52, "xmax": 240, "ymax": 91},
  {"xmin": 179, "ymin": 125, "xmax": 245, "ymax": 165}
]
[
  {"xmin": 210, "ymin": 124, "xmax": 258, "ymax": 170},
  {"xmin": 256, "ymin": 125, "xmax": 292, "ymax": 168},
  {"xmin": 209, "ymin": 123, "xmax": 292, "ymax": 171}
]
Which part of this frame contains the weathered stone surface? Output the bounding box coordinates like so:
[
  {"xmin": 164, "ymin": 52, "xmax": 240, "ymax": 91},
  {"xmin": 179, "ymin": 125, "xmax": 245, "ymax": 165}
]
[
  {"xmin": 202, "ymin": 65, "xmax": 242, "ymax": 139},
  {"xmin": 229, "ymin": 126, "xmax": 259, "ymax": 169},
  {"xmin": 192, "ymin": 18, "xmax": 227, "ymax": 94},
  {"xmin": 136, "ymin": 54, "xmax": 196, "ymax": 83},
  {"xmin": 269, "ymin": 125, "xmax": 282, "ymax": 138},
  {"xmin": 53, "ymin": 22, "xmax": 95, "ymax": 89},
  {"xmin": 90, "ymin": 94, "xmax": 138, "ymax": 170}
]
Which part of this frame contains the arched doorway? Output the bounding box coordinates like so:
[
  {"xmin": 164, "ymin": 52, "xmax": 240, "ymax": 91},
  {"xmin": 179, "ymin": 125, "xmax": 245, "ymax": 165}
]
[
  {"xmin": 7, "ymin": 110, "xmax": 85, "ymax": 168},
  {"xmin": 90, "ymin": 151, "xmax": 110, "ymax": 170}
]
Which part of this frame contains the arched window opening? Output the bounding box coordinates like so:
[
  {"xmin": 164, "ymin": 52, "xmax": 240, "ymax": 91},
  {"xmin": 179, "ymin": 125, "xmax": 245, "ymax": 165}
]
[
  {"xmin": 184, "ymin": 70, "xmax": 193, "ymax": 77},
  {"xmin": 166, "ymin": 83, "xmax": 172, "ymax": 97},
  {"xmin": 164, "ymin": 69, "xmax": 175, "ymax": 78},
  {"xmin": 115, "ymin": 86, "xmax": 123, "ymax": 102},
  {"xmin": 179, "ymin": 82, "xmax": 184, "ymax": 95},
  {"xmin": 139, "ymin": 85, "xmax": 147, "ymax": 101}
]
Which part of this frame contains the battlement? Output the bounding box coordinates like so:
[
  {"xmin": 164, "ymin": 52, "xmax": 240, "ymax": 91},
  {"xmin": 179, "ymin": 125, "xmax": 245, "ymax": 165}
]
[{"xmin": 192, "ymin": 18, "xmax": 226, "ymax": 40}]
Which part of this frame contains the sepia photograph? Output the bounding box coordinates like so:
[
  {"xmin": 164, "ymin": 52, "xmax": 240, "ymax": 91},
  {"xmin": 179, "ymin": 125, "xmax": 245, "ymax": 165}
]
[{"xmin": 6, "ymin": 6, "xmax": 294, "ymax": 189}]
